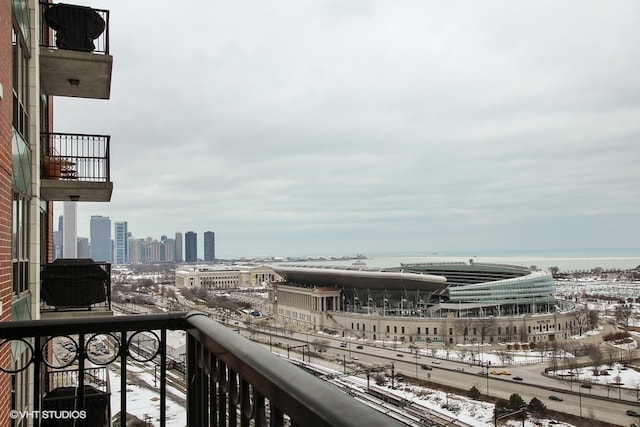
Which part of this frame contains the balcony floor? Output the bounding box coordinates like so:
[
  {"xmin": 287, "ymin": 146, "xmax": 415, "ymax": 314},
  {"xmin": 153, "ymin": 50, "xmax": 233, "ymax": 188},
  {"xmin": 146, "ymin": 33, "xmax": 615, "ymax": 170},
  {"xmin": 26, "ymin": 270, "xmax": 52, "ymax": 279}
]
[
  {"xmin": 40, "ymin": 48, "xmax": 113, "ymax": 99},
  {"xmin": 40, "ymin": 179, "xmax": 113, "ymax": 202}
]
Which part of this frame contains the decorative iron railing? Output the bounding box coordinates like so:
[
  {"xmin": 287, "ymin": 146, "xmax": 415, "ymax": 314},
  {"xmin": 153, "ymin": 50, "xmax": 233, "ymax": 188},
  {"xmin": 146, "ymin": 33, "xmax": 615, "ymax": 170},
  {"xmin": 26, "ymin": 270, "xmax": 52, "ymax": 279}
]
[
  {"xmin": 0, "ymin": 313, "xmax": 402, "ymax": 427},
  {"xmin": 41, "ymin": 132, "xmax": 110, "ymax": 182}
]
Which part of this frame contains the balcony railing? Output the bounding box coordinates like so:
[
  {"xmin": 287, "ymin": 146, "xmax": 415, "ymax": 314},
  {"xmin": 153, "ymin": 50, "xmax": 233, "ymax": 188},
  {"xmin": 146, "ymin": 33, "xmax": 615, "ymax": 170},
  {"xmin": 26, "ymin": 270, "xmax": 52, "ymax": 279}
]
[
  {"xmin": 40, "ymin": 132, "xmax": 112, "ymax": 202},
  {"xmin": 0, "ymin": 313, "xmax": 403, "ymax": 427},
  {"xmin": 40, "ymin": 259, "xmax": 112, "ymax": 315},
  {"xmin": 39, "ymin": 2, "xmax": 113, "ymax": 99},
  {"xmin": 40, "ymin": 2, "xmax": 109, "ymax": 54}
]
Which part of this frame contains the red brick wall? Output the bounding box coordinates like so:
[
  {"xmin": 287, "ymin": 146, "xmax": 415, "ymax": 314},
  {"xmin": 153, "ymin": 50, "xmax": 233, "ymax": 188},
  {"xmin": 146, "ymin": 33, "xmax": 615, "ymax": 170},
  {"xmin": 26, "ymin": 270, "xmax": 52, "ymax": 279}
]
[{"xmin": 0, "ymin": 0, "xmax": 15, "ymax": 421}]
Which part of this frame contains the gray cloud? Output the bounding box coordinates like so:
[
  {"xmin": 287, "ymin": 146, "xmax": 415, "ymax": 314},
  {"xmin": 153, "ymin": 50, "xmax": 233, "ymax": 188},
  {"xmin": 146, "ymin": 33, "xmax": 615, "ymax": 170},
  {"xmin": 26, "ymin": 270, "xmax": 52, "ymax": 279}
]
[{"xmin": 54, "ymin": 1, "xmax": 640, "ymax": 257}]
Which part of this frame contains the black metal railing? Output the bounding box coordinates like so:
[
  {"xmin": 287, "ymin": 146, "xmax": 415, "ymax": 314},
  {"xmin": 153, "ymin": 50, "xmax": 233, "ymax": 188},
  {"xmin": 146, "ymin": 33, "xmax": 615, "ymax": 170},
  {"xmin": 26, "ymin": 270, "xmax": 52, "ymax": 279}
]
[
  {"xmin": 40, "ymin": 260, "xmax": 112, "ymax": 312},
  {"xmin": 41, "ymin": 132, "xmax": 110, "ymax": 182},
  {"xmin": 40, "ymin": 2, "xmax": 110, "ymax": 54},
  {"xmin": 0, "ymin": 313, "xmax": 402, "ymax": 427}
]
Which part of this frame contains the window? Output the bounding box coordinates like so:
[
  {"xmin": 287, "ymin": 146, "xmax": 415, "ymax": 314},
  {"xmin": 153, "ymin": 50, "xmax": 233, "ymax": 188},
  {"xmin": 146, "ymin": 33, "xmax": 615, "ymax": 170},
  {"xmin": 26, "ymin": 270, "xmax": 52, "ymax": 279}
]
[
  {"xmin": 12, "ymin": 192, "xmax": 29, "ymax": 296},
  {"xmin": 433, "ymin": 328, "xmax": 437, "ymax": 335},
  {"xmin": 417, "ymin": 327, "xmax": 421, "ymax": 334},
  {"xmin": 12, "ymin": 25, "xmax": 29, "ymax": 139}
]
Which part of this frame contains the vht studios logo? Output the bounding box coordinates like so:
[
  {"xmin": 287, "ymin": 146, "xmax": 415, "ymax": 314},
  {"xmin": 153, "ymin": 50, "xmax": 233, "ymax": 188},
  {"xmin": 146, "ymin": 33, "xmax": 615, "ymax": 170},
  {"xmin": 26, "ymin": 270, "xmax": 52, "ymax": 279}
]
[{"xmin": 9, "ymin": 410, "xmax": 87, "ymax": 420}]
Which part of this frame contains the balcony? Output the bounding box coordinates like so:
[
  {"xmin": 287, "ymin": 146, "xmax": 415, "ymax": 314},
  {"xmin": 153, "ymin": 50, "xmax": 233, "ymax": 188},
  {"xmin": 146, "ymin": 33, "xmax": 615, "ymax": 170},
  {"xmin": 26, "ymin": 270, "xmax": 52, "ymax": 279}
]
[
  {"xmin": 0, "ymin": 313, "xmax": 402, "ymax": 427},
  {"xmin": 40, "ymin": 259, "xmax": 112, "ymax": 318},
  {"xmin": 40, "ymin": 132, "xmax": 112, "ymax": 202},
  {"xmin": 39, "ymin": 2, "xmax": 113, "ymax": 99}
]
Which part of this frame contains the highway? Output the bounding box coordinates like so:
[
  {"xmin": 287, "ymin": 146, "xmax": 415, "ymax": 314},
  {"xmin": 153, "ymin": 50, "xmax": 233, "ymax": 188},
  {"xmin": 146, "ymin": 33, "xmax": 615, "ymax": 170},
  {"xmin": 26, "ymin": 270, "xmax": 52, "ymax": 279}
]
[{"xmin": 240, "ymin": 323, "xmax": 640, "ymax": 427}]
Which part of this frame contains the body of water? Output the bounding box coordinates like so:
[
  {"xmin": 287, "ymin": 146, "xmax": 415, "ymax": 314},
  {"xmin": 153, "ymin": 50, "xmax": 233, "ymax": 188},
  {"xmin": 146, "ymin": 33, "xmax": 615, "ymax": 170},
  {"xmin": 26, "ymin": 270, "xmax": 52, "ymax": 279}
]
[{"xmin": 295, "ymin": 249, "xmax": 640, "ymax": 272}]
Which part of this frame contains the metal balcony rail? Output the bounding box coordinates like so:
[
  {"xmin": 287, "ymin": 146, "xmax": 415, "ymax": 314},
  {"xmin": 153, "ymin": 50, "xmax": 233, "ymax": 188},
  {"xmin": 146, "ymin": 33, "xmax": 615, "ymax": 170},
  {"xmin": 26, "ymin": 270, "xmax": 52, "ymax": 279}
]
[
  {"xmin": 40, "ymin": 2, "xmax": 110, "ymax": 54},
  {"xmin": 0, "ymin": 312, "xmax": 402, "ymax": 427},
  {"xmin": 41, "ymin": 132, "xmax": 110, "ymax": 182}
]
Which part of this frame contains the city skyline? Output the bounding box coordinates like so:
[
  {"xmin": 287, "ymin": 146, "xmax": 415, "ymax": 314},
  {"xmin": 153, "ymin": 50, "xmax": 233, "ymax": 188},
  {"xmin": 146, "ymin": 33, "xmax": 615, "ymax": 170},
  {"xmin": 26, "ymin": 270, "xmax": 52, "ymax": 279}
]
[
  {"xmin": 56, "ymin": 214, "xmax": 219, "ymax": 262},
  {"xmin": 53, "ymin": 1, "xmax": 640, "ymax": 258}
]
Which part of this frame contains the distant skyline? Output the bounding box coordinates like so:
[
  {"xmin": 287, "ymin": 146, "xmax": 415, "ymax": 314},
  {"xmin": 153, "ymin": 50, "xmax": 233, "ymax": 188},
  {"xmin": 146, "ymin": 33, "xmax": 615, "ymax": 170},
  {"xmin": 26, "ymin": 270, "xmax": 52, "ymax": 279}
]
[{"xmin": 53, "ymin": 1, "xmax": 640, "ymax": 258}]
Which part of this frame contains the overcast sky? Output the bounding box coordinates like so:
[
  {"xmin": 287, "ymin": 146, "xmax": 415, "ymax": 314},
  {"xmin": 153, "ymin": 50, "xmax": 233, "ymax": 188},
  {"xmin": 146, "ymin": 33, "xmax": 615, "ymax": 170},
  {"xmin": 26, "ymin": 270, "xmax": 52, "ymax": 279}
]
[{"xmin": 53, "ymin": 1, "xmax": 640, "ymax": 259}]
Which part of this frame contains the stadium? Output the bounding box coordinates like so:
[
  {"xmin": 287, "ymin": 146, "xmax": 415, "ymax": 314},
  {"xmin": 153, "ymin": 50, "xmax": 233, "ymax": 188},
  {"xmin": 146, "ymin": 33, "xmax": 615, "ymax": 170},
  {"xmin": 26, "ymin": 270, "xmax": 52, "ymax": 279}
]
[{"xmin": 270, "ymin": 261, "xmax": 575, "ymax": 344}]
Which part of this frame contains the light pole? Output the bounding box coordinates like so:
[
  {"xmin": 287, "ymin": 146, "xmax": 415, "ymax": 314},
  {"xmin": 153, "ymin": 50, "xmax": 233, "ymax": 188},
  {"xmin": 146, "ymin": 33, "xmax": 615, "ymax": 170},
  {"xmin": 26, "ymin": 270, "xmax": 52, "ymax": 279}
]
[{"xmin": 486, "ymin": 361, "xmax": 491, "ymax": 396}]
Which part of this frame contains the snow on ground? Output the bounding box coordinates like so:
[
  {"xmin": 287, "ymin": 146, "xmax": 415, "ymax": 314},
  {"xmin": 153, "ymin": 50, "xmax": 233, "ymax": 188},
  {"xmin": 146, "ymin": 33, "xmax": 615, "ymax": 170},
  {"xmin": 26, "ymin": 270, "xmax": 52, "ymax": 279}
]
[
  {"xmin": 109, "ymin": 363, "xmax": 186, "ymax": 426},
  {"xmin": 344, "ymin": 366, "xmax": 576, "ymax": 427}
]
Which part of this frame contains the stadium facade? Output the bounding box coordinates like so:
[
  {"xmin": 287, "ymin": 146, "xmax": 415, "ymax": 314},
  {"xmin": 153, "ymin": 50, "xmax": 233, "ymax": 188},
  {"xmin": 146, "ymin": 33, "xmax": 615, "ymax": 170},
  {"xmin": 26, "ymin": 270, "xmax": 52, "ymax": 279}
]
[{"xmin": 270, "ymin": 261, "xmax": 577, "ymax": 345}]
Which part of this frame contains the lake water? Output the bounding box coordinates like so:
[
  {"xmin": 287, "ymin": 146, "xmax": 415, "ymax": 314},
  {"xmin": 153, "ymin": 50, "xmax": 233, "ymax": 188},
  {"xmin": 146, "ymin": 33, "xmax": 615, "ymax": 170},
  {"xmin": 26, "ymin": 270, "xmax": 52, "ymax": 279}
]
[{"xmin": 294, "ymin": 249, "xmax": 640, "ymax": 272}]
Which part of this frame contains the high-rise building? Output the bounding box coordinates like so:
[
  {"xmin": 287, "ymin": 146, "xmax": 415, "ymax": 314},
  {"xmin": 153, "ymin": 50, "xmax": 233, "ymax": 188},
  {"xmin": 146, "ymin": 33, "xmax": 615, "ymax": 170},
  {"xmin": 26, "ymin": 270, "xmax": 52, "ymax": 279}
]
[
  {"xmin": 185, "ymin": 231, "xmax": 197, "ymax": 262},
  {"xmin": 114, "ymin": 221, "xmax": 128, "ymax": 264},
  {"xmin": 63, "ymin": 201, "xmax": 78, "ymax": 258},
  {"xmin": 54, "ymin": 215, "xmax": 64, "ymax": 260},
  {"xmin": 77, "ymin": 237, "xmax": 90, "ymax": 258},
  {"xmin": 90, "ymin": 215, "xmax": 113, "ymax": 262},
  {"xmin": 175, "ymin": 232, "xmax": 183, "ymax": 262},
  {"xmin": 204, "ymin": 231, "xmax": 215, "ymax": 262}
]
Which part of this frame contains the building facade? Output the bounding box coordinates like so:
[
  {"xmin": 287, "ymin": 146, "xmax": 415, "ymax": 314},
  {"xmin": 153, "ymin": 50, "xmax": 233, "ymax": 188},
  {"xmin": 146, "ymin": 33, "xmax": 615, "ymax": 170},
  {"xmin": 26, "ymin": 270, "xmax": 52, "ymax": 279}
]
[
  {"xmin": 62, "ymin": 201, "xmax": 77, "ymax": 258},
  {"xmin": 175, "ymin": 232, "xmax": 183, "ymax": 262},
  {"xmin": 204, "ymin": 231, "xmax": 215, "ymax": 262},
  {"xmin": 114, "ymin": 221, "xmax": 128, "ymax": 264},
  {"xmin": 271, "ymin": 263, "xmax": 578, "ymax": 345},
  {"xmin": 176, "ymin": 265, "xmax": 280, "ymax": 289},
  {"xmin": 90, "ymin": 215, "xmax": 112, "ymax": 262},
  {"xmin": 2, "ymin": 0, "xmax": 115, "ymax": 422},
  {"xmin": 185, "ymin": 231, "xmax": 197, "ymax": 262}
]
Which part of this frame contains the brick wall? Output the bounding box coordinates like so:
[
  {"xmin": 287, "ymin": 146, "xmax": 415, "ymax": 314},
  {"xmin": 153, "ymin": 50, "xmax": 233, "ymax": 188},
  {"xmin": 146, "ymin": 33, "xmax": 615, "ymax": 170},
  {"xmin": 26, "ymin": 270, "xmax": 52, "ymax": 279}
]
[{"xmin": 0, "ymin": 0, "xmax": 15, "ymax": 420}]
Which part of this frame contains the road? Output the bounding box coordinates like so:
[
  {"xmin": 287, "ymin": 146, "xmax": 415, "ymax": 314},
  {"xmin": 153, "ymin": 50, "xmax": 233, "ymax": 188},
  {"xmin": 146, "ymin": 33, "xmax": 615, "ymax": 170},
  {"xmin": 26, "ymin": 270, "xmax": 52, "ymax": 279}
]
[{"xmin": 239, "ymin": 324, "xmax": 640, "ymax": 426}]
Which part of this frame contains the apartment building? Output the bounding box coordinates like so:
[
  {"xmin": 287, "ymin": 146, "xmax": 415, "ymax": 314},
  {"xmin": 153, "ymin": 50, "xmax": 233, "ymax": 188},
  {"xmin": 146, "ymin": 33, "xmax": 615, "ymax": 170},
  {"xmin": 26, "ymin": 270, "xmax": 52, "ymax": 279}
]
[{"xmin": 2, "ymin": 0, "xmax": 114, "ymax": 423}]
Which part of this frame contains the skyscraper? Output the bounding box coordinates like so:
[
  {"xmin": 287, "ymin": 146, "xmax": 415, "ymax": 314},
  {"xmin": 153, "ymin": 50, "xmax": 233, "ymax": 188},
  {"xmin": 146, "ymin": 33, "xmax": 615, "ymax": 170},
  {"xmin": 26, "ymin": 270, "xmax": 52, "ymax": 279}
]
[
  {"xmin": 114, "ymin": 221, "xmax": 128, "ymax": 264},
  {"xmin": 185, "ymin": 231, "xmax": 197, "ymax": 262},
  {"xmin": 175, "ymin": 232, "xmax": 183, "ymax": 262},
  {"xmin": 63, "ymin": 202, "xmax": 77, "ymax": 258},
  {"xmin": 90, "ymin": 215, "xmax": 112, "ymax": 262},
  {"xmin": 204, "ymin": 231, "xmax": 215, "ymax": 262}
]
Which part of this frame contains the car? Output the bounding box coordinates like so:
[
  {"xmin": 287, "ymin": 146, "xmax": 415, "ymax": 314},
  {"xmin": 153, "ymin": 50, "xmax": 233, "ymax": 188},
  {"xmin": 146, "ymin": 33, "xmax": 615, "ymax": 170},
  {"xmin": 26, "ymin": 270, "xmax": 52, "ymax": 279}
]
[
  {"xmin": 431, "ymin": 360, "xmax": 441, "ymax": 364},
  {"xmin": 340, "ymin": 342, "xmax": 347, "ymax": 348},
  {"xmin": 420, "ymin": 364, "xmax": 432, "ymax": 370},
  {"xmin": 396, "ymin": 353, "xmax": 404, "ymax": 357},
  {"xmin": 549, "ymin": 395, "xmax": 563, "ymax": 401},
  {"xmin": 455, "ymin": 367, "xmax": 464, "ymax": 372},
  {"xmin": 513, "ymin": 376, "xmax": 523, "ymax": 381},
  {"xmin": 356, "ymin": 345, "xmax": 363, "ymax": 349},
  {"xmin": 580, "ymin": 383, "xmax": 592, "ymax": 389},
  {"xmin": 351, "ymin": 356, "xmax": 359, "ymax": 360},
  {"xmin": 627, "ymin": 409, "xmax": 640, "ymax": 417},
  {"xmin": 490, "ymin": 370, "xmax": 502, "ymax": 375},
  {"xmin": 501, "ymin": 370, "xmax": 511, "ymax": 375}
]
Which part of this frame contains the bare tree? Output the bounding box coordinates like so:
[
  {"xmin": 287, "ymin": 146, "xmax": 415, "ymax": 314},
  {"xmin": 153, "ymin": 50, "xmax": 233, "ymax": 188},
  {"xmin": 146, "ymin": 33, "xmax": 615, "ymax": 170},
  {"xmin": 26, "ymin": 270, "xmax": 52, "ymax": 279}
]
[
  {"xmin": 477, "ymin": 318, "xmax": 497, "ymax": 344},
  {"xmin": 584, "ymin": 344, "xmax": 605, "ymax": 376},
  {"xmin": 574, "ymin": 306, "xmax": 590, "ymax": 336},
  {"xmin": 454, "ymin": 318, "xmax": 473, "ymax": 342},
  {"xmin": 614, "ymin": 304, "xmax": 633, "ymax": 331},
  {"xmin": 495, "ymin": 350, "xmax": 510, "ymax": 365}
]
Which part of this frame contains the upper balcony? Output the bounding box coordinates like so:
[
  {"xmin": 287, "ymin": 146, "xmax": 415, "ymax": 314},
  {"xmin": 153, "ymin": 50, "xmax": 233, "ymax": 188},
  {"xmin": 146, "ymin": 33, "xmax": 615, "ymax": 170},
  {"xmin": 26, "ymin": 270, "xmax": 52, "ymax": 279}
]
[
  {"xmin": 40, "ymin": 132, "xmax": 112, "ymax": 202},
  {"xmin": 40, "ymin": 259, "xmax": 113, "ymax": 319},
  {"xmin": 39, "ymin": 2, "xmax": 113, "ymax": 99}
]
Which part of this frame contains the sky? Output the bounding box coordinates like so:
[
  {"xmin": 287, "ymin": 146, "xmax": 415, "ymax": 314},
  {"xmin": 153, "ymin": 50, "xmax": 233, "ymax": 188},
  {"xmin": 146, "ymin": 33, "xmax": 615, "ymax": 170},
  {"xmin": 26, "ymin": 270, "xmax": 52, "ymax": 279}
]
[{"xmin": 53, "ymin": 1, "xmax": 640, "ymax": 259}]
